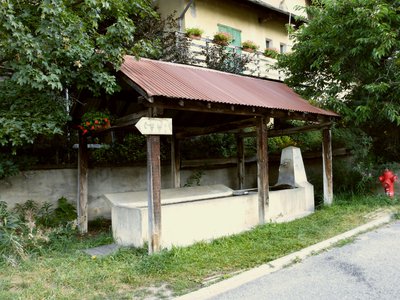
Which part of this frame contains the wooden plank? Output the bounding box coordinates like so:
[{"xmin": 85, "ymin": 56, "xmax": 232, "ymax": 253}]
[
  {"xmin": 144, "ymin": 98, "xmax": 333, "ymax": 122},
  {"xmin": 256, "ymin": 116, "xmax": 269, "ymax": 224},
  {"xmin": 322, "ymin": 128, "xmax": 333, "ymax": 205},
  {"xmin": 113, "ymin": 110, "xmax": 149, "ymax": 127},
  {"xmin": 147, "ymin": 135, "xmax": 162, "ymax": 254},
  {"xmin": 236, "ymin": 134, "xmax": 245, "ymax": 189},
  {"xmin": 175, "ymin": 118, "xmax": 256, "ymax": 138},
  {"xmin": 239, "ymin": 121, "xmax": 333, "ymax": 138},
  {"xmin": 77, "ymin": 134, "xmax": 89, "ymax": 234},
  {"xmin": 171, "ymin": 136, "xmax": 181, "ymax": 188},
  {"xmin": 120, "ymin": 74, "xmax": 153, "ymax": 102},
  {"xmin": 146, "ymin": 98, "xmax": 266, "ymax": 116}
]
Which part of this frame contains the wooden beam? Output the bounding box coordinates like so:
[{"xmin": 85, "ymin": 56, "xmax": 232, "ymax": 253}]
[
  {"xmin": 113, "ymin": 110, "xmax": 149, "ymax": 127},
  {"xmin": 236, "ymin": 134, "xmax": 245, "ymax": 189},
  {"xmin": 175, "ymin": 118, "xmax": 257, "ymax": 139},
  {"xmin": 322, "ymin": 128, "xmax": 333, "ymax": 205},
  {"xmin": 269, "ymin": 122, "xmax": 332, "ymax": 137},
  {"xmin": 120, "ymin": 73, "xmax": 153, "ymax": 102},
  {"xmin": 77, "ymin": 134, "xmax": 89, "ymax": 234},
  {"xmin": 171, "ymin": 136, "xmax": 181, "ymax": 188},
  {"xmin": 147, "ymin": 135, "xmax": 162, "ymax": 254},
  {"xmin": 145, "ymin": 97, "xmax": 266, "ymax": 117},
  {"xmin": 256, "ymin": 116, "xmax": 269, "ymax": 224},
  {"xmin": 239, "ymin": 121, "xmax": 333, "ymax": 138},
  {"xmin": 144, "ymin": 97, "xmax": 334, "ymax": 122}
]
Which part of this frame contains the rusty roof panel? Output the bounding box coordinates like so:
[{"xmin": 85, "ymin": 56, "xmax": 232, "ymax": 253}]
[{"xmin": 120, "ymin": 56, "xmax": 338, "ymax": 117}]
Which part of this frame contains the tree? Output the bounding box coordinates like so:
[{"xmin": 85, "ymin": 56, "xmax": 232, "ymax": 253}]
[
  {"xmin": 202, "ymin": 43, "xmax": 253, "ymax": 74},
  {"xmin": 0, "ymin": 0, "xmax": 158, "ymax": 94},
  {"xmin": 278, "ymin": 0, "xmax": 400, "ymax": 163},
  {"xmin": 0, "ymin": 0, "xmax": 160, "ymax": 177}
]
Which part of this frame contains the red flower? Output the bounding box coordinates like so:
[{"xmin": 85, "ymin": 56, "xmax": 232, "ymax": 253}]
[{"xmin": 95, "ymin": 120, "xmax": 99, "ymax": 124}]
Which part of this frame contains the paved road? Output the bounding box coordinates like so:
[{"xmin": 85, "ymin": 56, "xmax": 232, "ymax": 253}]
[{"xmin": 210, "ymin": 221, "xmax": 400, "ymax": 300}]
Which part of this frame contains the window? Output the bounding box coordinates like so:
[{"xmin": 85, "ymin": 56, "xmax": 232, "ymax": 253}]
[
  {"xmin": 265, "ymin": 39, "xmax": 272, "ymax": 49},
  {"xmin": 280, "ymin": 43, "xmax": 287, "ymax": 54}
]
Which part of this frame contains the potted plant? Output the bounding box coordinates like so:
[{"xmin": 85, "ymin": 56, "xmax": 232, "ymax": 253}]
[
  {"xmin": 79, "ymin": 111, "xmax": 111, "ymax": 135},
  {"xmin": 242, "ymin": 40, "xmax": 259, "ymax": 53},
  {"xmin": 213, "ymin": 32, "xmax": 232, "ymax": 46},
  {"xmin": 263, "ymin": 48, "xmax": 279, "ymax": 59},
  {"xmin": 185, "ymin": 27, "xmax": 204, "ymax": 40}
]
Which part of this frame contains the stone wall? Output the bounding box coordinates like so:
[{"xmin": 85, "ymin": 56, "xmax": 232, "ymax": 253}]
[
  {"xmin": 2, "ymin": 153, "xmax": 389, "ymax": 221},
  {"xmin": 0, "ymin": 164, "xmax": 246, "ymax": 220}
]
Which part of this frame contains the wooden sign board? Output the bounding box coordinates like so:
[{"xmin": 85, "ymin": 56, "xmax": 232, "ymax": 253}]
[{"xmin": 136, "ymin": 117, "xmax": 172, "ymax": 135}]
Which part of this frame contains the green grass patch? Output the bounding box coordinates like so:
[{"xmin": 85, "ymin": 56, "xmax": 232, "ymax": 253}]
[{"xmin": 0, "ymin": 194, "xmax": 398, "ymax": 299}]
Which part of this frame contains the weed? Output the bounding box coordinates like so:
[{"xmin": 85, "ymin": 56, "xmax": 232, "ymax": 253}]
[
  {"xmin": 184, "ymin": 170, "xmax": 204, "ymax": 187},
  {"xmin": 334, "ymin": 237, "xmax": 356, "ymax": 248},
  {"xmin": 0, "ymin": 198, "xmax": 78, "ymax": 265},
  {"xmin": 393, "ymin": 212, "xmax": 400, "ymax": 220}
]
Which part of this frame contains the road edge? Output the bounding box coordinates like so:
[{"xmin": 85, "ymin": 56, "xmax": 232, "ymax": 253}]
[{"xmin": 174, "ymin": 213, "xmax": 393, "ymax": 300}]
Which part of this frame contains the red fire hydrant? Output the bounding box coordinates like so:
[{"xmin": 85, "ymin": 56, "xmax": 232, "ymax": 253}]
[{"xmin": 379, "ymin": 169, "xmax": 398, "ymax": 198}]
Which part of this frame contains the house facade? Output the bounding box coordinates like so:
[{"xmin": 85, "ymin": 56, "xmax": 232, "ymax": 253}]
[{"xmin": 155, "ymin": 0, "xmax": 309, "ymax": 57}]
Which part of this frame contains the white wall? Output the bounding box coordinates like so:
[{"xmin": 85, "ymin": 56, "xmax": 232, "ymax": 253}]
[{"xmin": 0, "ymin": 165, "xmax": 243, "ymax": 220}]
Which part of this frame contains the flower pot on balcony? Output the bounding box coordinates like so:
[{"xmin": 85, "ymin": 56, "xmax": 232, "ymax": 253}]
[
  {"xmin": 185, "ymin": 27, "xmax": 203, "ymax": 40},
  {"xmin": 242, "ymin": 48, "xmax": 255, "ymax": 53},
  {"xmin": 264, "ymin": 48, "xmax": 279, "ymax": 59},
  {"xmin": 241, "ymin": 40, "xmax": 259, "ymax": 53},
  {"xmin": 213, "ymin": 32, "xmax": 232, "ymax": 47},
  {"xmin": 189, "ymin": 34, "xmax": 201, "ymax": 40}
]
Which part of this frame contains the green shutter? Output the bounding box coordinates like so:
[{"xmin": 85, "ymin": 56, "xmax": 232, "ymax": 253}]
[
  {"xmin": 217, "ymin": 24, "xmax": 242, "ymax": 49},
  {"xmin": 216, "ymin": 24, "xmax": 243, "ymax": 72}
]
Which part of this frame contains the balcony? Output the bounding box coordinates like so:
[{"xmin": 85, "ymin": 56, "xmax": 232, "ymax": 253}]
[{"xmin": 162, "ymin": 32, "xmax": 285, "ymax": 82}]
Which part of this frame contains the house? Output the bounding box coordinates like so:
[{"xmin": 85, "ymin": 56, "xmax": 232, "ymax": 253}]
[{"xmin": 154, "ymin": 0, "xmax": 310, "ymax": 79}]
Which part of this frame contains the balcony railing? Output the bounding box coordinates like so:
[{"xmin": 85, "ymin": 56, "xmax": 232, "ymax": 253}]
[{"xmin": 162, "ymin": 32, "xmax": 284, "ymax": 81}]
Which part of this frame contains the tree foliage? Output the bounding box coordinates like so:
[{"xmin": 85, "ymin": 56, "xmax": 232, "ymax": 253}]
[
  {"xmin": 0, "ymin": 81, "xmax": 69, "ymax": 148},
  {"xmin": 203, "ymin": 44, "xmax": 254, "ymax": 74},
  {"xmin": 0, "ymin": 0, "xmax": 161, "ymax": 178},
  {"xmin": 0, "ymin": 0, "xmax": 157, "ymax": 95},
  {"xmin": 278, "ymin": 0, "xmax": 400, "ymax": 162}
]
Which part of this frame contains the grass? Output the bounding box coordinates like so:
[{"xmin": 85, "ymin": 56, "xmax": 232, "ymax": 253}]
[{"xmin": 0, "ymin": 194, "xmax": 399, "ymax": 299}]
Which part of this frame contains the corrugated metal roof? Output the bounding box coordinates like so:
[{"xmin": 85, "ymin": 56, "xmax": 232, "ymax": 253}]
[{"xmin": 120, "ymin": 56, "xmax": 338, "ymax": 117}]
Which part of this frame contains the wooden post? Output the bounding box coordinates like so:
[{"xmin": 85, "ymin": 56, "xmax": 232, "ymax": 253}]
[
  {"xmin": 171, "ymin": 136, "xmax": 181, "ymax": 188},
  {"xmin": 77, "ymin": 134, "xmax": 89, "ymax": 234},
  {"xmin": 236, "ymin": 134, "xmax": 245, "ymax": 190},
  {"xmin": 147, "ymin": 135, "xmax": 162, "ymax": 254},
  {"xmin": 256, "ymin": 116, "xmax": 269, "ymax": 224},
  {"xmin": 322, "ymin": 128, "xmax": 333, "ymax": 205}
]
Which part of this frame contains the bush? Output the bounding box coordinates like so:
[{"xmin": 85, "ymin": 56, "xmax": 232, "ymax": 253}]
[
  {"xmin": 91, "ymin": 134, "xmax": 147, "ymax": 164},
  {"xmin": 0, "ymin": 198, "xmax": 77, "ymax": 265},
  {"xmin": 90, "ymin": 134, "xmax": 168, "ymax": 165},
  {"xmin": 202, "ymin": 43, "xmax": 253, "ymax": 74},
  {"xmin": 268, "ymin": 136, "xmax": 296, "ymax": 154},
  {"xmin": 0, "ymin": 154, "xmax": 19, "ymax": 179},
  {"xmin": 181, "ymin": 133, "xmax": 237, "ymax": 159}
]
